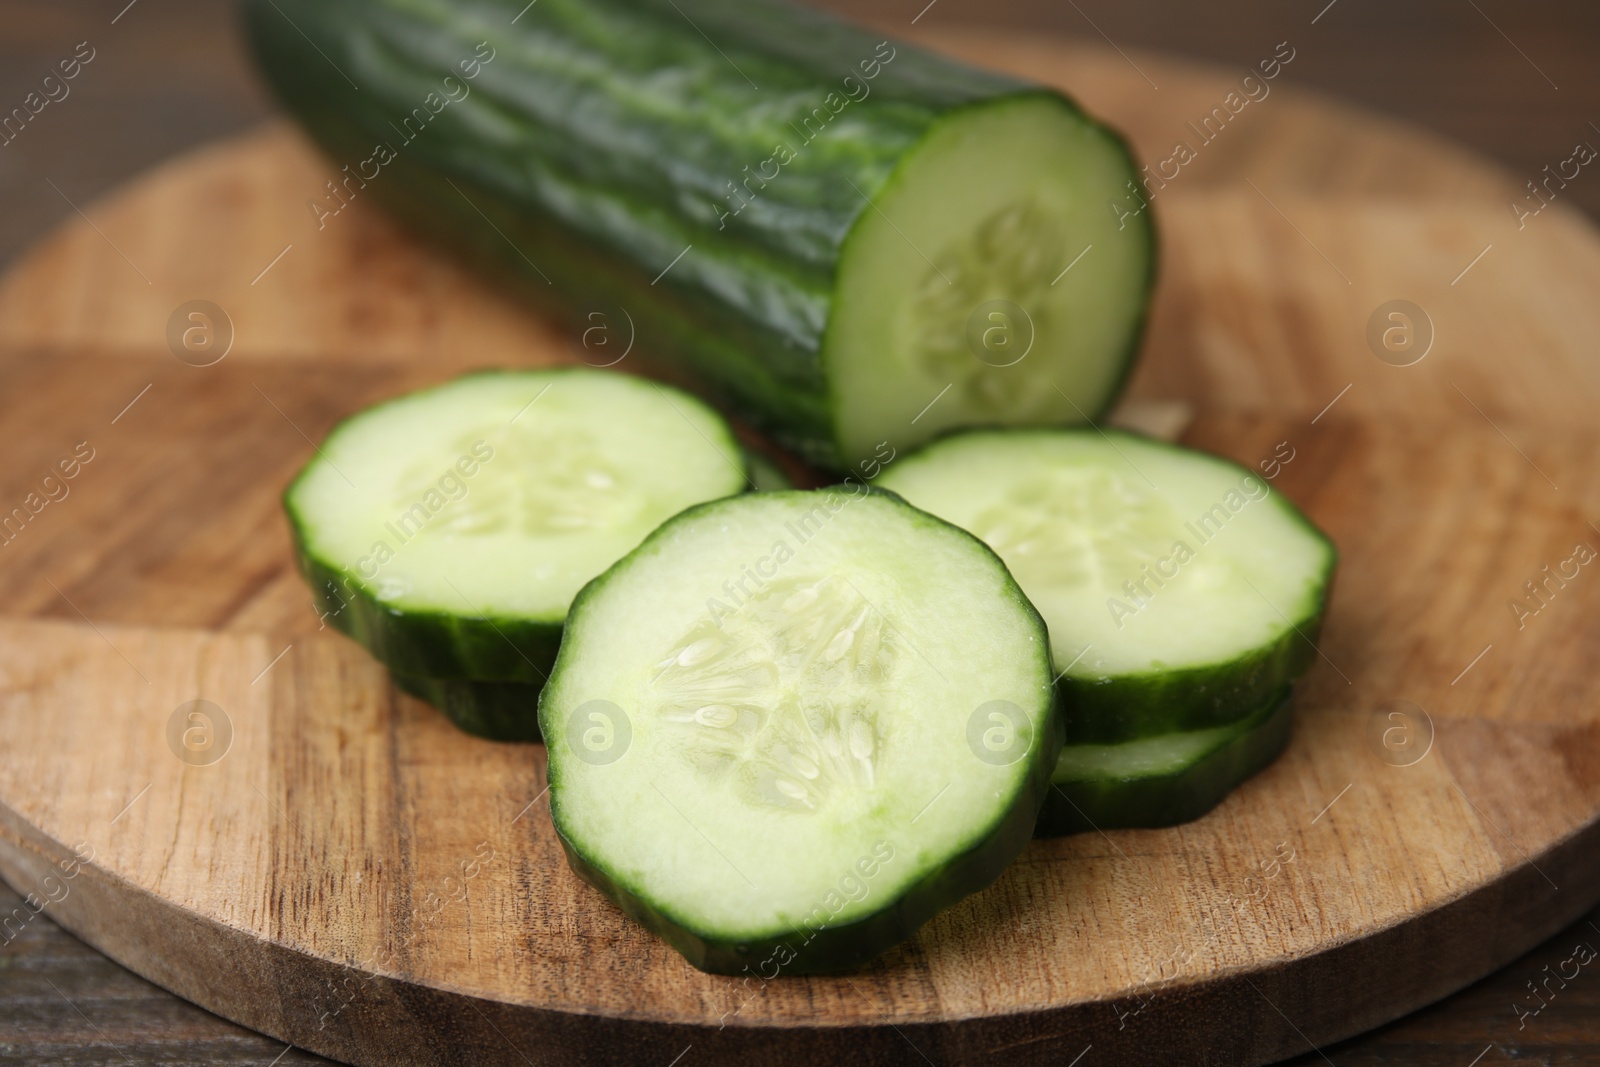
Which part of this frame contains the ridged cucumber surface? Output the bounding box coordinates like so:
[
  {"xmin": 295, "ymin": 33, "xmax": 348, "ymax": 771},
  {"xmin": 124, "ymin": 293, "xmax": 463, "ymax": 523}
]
[
  {"xmin": 538, "ymin": 488, "xmax": 1059, "ymax": 973},
  {"xmin": 243, "ymin": 0, "xmax": 1155, "ymax": 470}
]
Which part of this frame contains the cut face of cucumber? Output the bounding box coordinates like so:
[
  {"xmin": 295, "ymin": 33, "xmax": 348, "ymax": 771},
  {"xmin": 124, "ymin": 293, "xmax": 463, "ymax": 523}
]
[
  {"xmin": 287, "ymin": 369, "xmax": 747, "ymax": 682},
  {"xmin": 879, "ymin": 430, "xmax": 1335, "ymax": 743},
  {"xmin": 829, "ymin": 95, "xmax": 1153, "ymax": 466},
  {"xmin": 539, "ymin": 489, "xmax": 1058, "ymax": 973},
  {"xmin": 1037, "ymin": 685, "xmax": 1295, "ymax": 836}
]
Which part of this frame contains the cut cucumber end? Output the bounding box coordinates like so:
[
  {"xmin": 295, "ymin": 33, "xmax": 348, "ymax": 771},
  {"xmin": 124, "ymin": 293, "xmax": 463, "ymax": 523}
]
[
  {"xmin": 828, "ymin": 93, "xmax": 1155, "ymax": 468},
  {"xmin": 539, "ymin": 489, "xmax": 1059, "ymax": 973},
  {"xmin": 1036, "ymin": 685, "xmax": 1296, "ymax": 837},
  {"xmin": 879, "ymin": 429, "xmax": 1335, "ymax": 742}
]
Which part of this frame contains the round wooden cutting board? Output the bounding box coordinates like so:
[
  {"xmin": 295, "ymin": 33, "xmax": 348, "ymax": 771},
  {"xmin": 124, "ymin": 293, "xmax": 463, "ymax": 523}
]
[{"xmin": 3, "ymin": 28, "xmax": 1600, "ymax": 1067}]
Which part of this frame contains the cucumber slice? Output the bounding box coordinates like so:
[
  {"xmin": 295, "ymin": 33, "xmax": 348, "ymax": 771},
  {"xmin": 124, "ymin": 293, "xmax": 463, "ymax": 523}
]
[
  {"xmin": 287, "ymin": 369, "xmax": 748, "ymax": 686},
  {"xmin": 391, "ymin": 674, "xmax": 540, "ymax": 742},
  {"xmin": 539, "ymin": 489, "xmax": 1059, "ymax": 974},
  {"xmin": 1037, "ymin": 685, "xmax": 1295, "ymax": 836},
  {"xmin": 878, "ymin": 430, "xmax": 1335, "ymax": 744}
]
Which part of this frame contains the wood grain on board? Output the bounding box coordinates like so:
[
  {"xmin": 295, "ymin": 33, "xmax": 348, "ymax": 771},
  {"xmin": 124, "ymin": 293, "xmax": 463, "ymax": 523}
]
[{"xmin": 2, "ymin": 32, "xmax": 1600, "ymax": 1067}]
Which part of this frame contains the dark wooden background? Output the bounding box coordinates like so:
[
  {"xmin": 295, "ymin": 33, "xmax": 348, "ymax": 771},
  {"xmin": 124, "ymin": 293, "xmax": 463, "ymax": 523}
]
[{"xmin": 2, "ymin": 1, "xmax": 1598, "ymax": 1063}]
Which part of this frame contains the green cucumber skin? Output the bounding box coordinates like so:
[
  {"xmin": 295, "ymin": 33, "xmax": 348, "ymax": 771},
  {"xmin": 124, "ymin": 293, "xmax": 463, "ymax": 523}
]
[
  {"xmin": 290, "ymin": 510, "xmax": 563, "ymax": 685},
  {"xmin": 1036, "ymin": 687, "xmax": 1295, "ymax": 838},
  {"xmin": 540, "ymin": 488, "xmax": 1063, "ymax": 975},
  {"xmin": 391, "ymin": 673, "xmax": 543, "ymax": 742},
  {"xmin": 241, "ymin": 0, "xmax": 1150, "ymax": 469},
  {"xmin": 1060, "ymin": 617, "xmax": 1320, "ymax": 745}
]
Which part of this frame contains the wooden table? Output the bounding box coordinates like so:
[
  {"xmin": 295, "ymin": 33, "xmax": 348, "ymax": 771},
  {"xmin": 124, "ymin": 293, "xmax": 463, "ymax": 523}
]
[{"xmin": 2, "ymin": 1, "xmax": 1599, "ymax": 1064}]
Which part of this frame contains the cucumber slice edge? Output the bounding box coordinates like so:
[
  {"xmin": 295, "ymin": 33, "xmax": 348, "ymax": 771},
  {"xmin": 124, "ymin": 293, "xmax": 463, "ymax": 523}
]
[
  {"xmin": 1037, "ymin": 684, "xmax": 1296, "ymax": 837},
  {"xmin": 823, "ymin": 89, "xmax": 1158, "ymax": 469}
]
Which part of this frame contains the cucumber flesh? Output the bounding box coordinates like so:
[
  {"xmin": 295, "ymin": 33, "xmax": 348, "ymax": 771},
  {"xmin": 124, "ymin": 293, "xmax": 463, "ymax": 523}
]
[
  {"xmin": 539, "ymin": 489, "xmax": 1058, "ymax": 973},
  {"xmin": 287, "ymin": 369, "xmax": 748, "ymax": 683},
  {"xmin": 878, "ymin": 430, "xmax": 1335, "ymax": 743},
  {"xmin": 1036, "ymin": 685, "xmax": 1295, "ymax": 836},
  {"xmin": 830, "ymin": 95, "xmax": 1151, "ymax": 465}
]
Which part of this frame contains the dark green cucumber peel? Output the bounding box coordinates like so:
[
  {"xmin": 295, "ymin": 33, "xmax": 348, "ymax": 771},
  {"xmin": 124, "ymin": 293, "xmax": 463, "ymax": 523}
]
[
  {"xmin": 1058, "ymin": 621, "xmax": 1319, "ymax": 745},
  {"xmin": 1036, "ymin": 685, "xmax": 1296, "ymax": 837},
  {"xmin": 295, "ymin": 538, "xmax": 562, "ymax": 684},
  {"xmin": 538, "ymin": 489, "xmax": 1062, "ymax": 974},
  {"xmin": 243, "ymin": 0, "xmax": 1156, "ymax": 470},
  {"xmin": 391, "ymin": 673, "xmax": 542, "ymax": 742}
]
